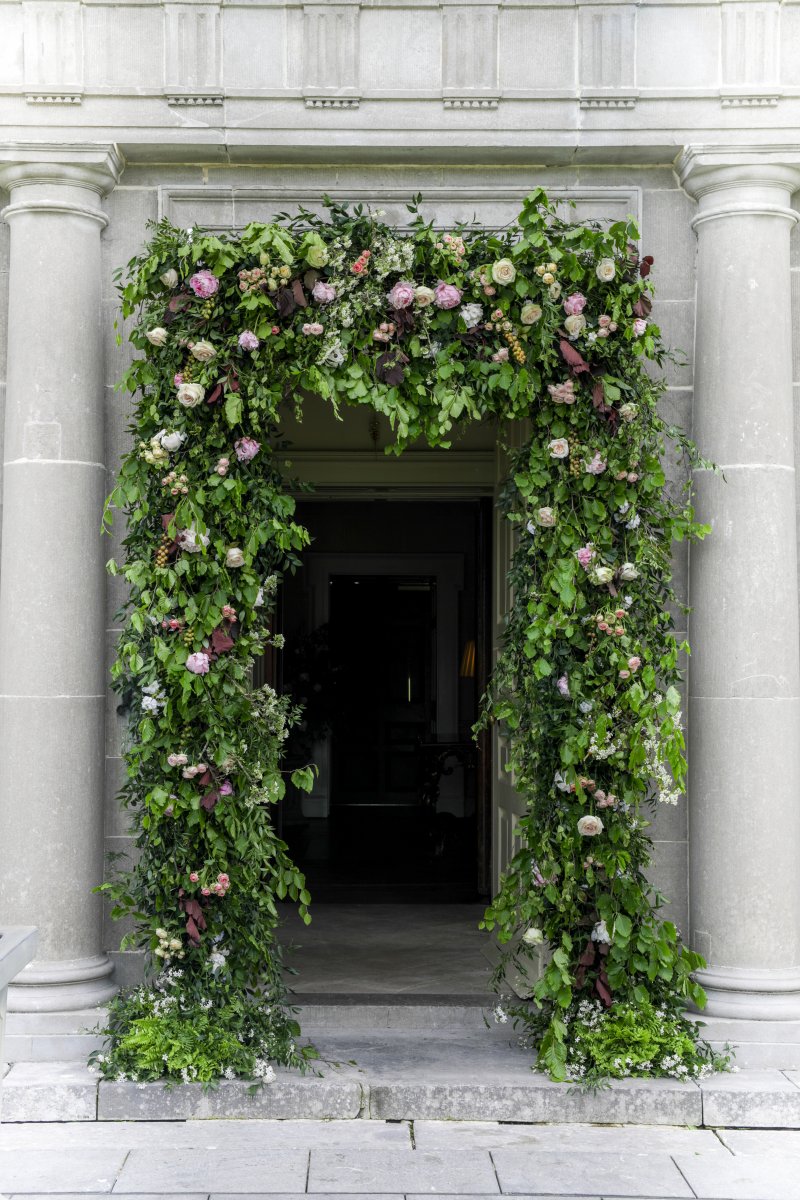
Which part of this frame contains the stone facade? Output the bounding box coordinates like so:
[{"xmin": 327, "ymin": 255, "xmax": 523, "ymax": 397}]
[{"xmin": 0, "ymin": 1, "xmax": 798, "ymax": 1035}]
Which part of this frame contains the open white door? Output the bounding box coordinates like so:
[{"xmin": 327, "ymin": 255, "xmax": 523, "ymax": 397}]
[{"xmin": 491, "ymin": 420, "xmax": 530, "ymax": 894}]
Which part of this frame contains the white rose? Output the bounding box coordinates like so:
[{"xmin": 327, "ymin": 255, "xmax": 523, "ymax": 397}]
[
  {"xmin": 591, "ymin": 565, "xmax": 614, "ymax": 585},
  {"xmin": 522, "ymin": 926, "xmax": 544, "ymax": 947},
  {"xmin": 177, "ymin": 382, "xmax": 205, "ymax": 408},
  {"xmin": 548, "ymin": 438, "xmax": 570, "ymax": 459},
  {"xmin": 577, "ymin": 814, "xmax": 604, "ymax": 837},
  {"xmin": 619, "ymin": 562, "xmax": 639, "ymax": 581},
  {"xmin": 564, "ymin": 313, "xmax": 586, "ymax": 339},
  {"xmin": 520, "ymin": 303, "xmax": 542, "ymax": 325},
  {"xmin": 190, "ymin": 340, "xmax": 217, "ymax": 362},
  {"xmin": 548, "ymin": 281, "xmax": 562, "ymax": 301},
  {"xmin": 226, "ymin": 547, "xmax": 245, "ymax": 569},
  {"xmin": 595, "ymin": 258, "xmax": 616, "ymax": 283},
  {"xmin": 159, "ymin": 430, "xmax": 186, "ymax": 452},
  {"xmin": 145, "ymin": 327, "xmax": 168, "ymax": 347},
  {"xmin": 414, "ymin": 286, "xmax": 436, "ymax": 307},
  {"xmin": 536, "ymin": 507, "xmax": 556, "ymax": 528},
  {"xmin": 160, "ymin": 269, "xmax": 179, "ymax": 289},
  {"xmin": 492, "ymin": 258, "xmax": 517, "ymax": 286},
  {"xmin": 460, "ymin": 303, "xmax": 483, "ymax": 329}
]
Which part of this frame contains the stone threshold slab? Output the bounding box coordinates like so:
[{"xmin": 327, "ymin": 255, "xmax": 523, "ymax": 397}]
[{"xmin": 2, "ymin": 1059, "xmax": 800, "ymax": 1127}]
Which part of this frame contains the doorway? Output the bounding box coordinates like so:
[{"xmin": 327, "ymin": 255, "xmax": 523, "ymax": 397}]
[{"xmin": 275, "ymin": 499, "xmax": 492, "ymax": 905}]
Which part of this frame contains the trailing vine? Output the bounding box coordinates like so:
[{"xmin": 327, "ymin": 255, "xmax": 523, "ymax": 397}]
[{"xmin": 98, "ymin": 190, "xmax": 722, "ymax": 1084}]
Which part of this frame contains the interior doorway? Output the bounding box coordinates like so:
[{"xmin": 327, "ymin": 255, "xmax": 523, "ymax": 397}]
[{"xmin": 274, "ymin": 499, "xmax": 492, "ymax": 904}]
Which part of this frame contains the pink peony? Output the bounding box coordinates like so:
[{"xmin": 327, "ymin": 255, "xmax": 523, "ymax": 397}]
[
  {"xmin": 312, "ymin": 280, "xmax": 337, "ymax": 305},
  {"xmin": 234, "ymin": 437, "xmax": 261, "ymax": 462},
  {"xmin": 219, "ymin": 780, "xmax": 234, "ymax": 797},
  {"xmin": 563, "ymin": 292, "xmax": 587, "ymax": 316},
  {"xmin": 186, "ymin": 652, "xmax": 210, "ymax": 675},
  {"xmin": 576, "ymin": 545, "xmax": 595, "ymax": 569},
  {"xmin": 633, "ymin": 318, "xmax": 647, "ymax": 336},
  {"xmin": 302, "ymin": 322, "xmax": 324, "ymax": 336},
  {"xmin": 434, "ymin": 281, "xmax": 463, "ymax": 309},
  {"xmin": 386, "ymin": 280, "xmax": 416, "ymax": 309},
  {"xmin": 189, "ymin": 270, "xmax": 219, "ymax": 299},
  {"xmin": 238, "ymin": 330, "xmax": 260, "ymax": 351}
]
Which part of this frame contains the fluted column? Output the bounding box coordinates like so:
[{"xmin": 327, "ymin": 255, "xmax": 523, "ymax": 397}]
[
  {"xmin": 0, "ymin": 144, "xmax": 123, "ymax": 1011},
  {"xmin": 679, "ymin": 145, "xmax": 800, "ymax": 1019}
]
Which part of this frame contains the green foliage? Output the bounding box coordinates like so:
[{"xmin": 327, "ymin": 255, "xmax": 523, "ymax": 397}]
[{"xmin": 103, "ymin": 190, "xmax": 716, "ymax": 1085}]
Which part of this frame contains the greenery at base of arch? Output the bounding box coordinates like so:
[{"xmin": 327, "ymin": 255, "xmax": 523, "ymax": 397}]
[{"xmin": 97, "ymin": 190, "xmax": 727, "ymax": 1086}]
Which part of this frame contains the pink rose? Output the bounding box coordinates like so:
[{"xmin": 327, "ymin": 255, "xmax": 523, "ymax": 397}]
[
  {"xmin": 628, "ymin": 656, "xmax": 641, "ymax": 671},
  {"xmin": 434, "ymin": 281, "xmax": 463, "ymax": 309},
  {"xmin": 238, "ymin": 330, "xmax": 260, "ymax": 351},
  {"xmin": 387, "ymin": 280, "xmax": 416, "ymax": 309},
  {"xmin": 598, "ymin": 314, "xmax": 612, "ymax": 328},
  {"xmin": 491, "ymin": 347, "xmax": 509, "ymax": 363},
  {"xmin": 218, "ymin": 872, "xmax": 230, "ymax": 884},
  {"xmin": 576, "ymin": 545, "xmax": 595, "ymax": 569},
  {"xmin": 312, "ymin": 280, "xmax": 337, "ymax": 305},
  {"xmin": 167, "ymin": 753, "xmax": 188, "ymax": 767},
  {"xmin": 234, "ymin": 437, "xmax": 261, "ymax": 463},
  {"xmin": 189, "ymin": 270, "xmax": 219, "ymax": 299},
  {"xmin": 189, "ymin": 872, "xmax": 199, "ymax": 883},
  {"xmin": 302, "ymin": 322, "xmax": 324, "ymax": 336},
  {"xmin": 585, "ymin": 452, "xmax": 607, "ymax": 476},
  {"xmin": 633, "ymin": 319, "xmax": 647, "ymax": 336},
  {"xmin": 548, "ymin": 379, "xmax": 576, "ymax": 405},
  {"xmin": 216, "ymin": 457, "xmax": 229, "ymax": 477},
  {"xmin": 186, "ymin": 652, "xmax": 210, "ymax": 675},
  {"xmin": 219, "ymin": 780, "xmax": 233, "ymax": 797},
  {"xmin": 563, "ymin": 292, "xmax": 587, "ymax": 316},
  {"xmin": 619, "ymin": 669, "xmax": 631, "ymax": 680},
  {"xmin": 221, "ymin": 604, "xmax": 237, "ymax": 621},
  {"xmin": 201, "ymin": 887, "xmax": 211, "ymax": 896},
  {"xmin": 173, "ymin": 373, "xmax": 184, "ymax": 387}
]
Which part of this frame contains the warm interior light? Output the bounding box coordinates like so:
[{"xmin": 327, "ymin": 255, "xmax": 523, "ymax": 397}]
[{"xmin": 460, "ymin": 639, "xmax": 476, "ymax": 678}]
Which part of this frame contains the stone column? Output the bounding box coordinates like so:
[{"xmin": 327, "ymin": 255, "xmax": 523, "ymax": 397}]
[
  {"xmin": 0, "ymin": 145, "xmax": 123, "ymax": 1011},
  {"xmin": 679, "ymin": 145, "xmax": 800, "ymax": 1019}
]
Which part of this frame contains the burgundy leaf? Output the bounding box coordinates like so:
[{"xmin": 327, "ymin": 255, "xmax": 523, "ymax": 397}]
[
  {"xmin": 185, "ymin": 915, "xmax": 201, "ymax": 945},
  {"xmin": 375, "ymin": 350, "xmax": 409, "ymax": 387},
  {"xmin": 291, "ymin": 278, "xmax": 308, "ymax": 308},
  {"xmin": 206, "ymin": 383, "xmax": 223, "ymax": 406},
  {"xmin": 633, "ymin": 295, "xmax": 652, "ymax": 318},
  {"xmin": 275, "ymin": 287, "xmax": 296, "ymax": 318},
  {"xmin": 639, "ymin": 255, "xmax": 654, "ymax": 279},
  {"xmin": 200, "ymin": 790, "xmax": 219, "ymax": 812},
  {"xmin": 197, "ymin": 770, "xmax": 213, "ymax": 788},
  {"xmin": 559, "ymin": 339, "xmax": 590, "ymax": 374},
  {"xmin": 211, "ymin": 626, "xmax": 235, "ymax": 656}
]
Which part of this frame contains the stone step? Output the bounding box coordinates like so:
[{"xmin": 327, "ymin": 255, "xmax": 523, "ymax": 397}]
[{"xmin": 3, "ymin": 1044, "xmax": 800, "ymax": 1128}]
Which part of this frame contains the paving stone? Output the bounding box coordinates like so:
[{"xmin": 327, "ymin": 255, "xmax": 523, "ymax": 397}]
[
  {"xmin": 308, "ymin": 1149, "xmax": 500, "ymax": 1194},
  {"xmin": 115, "ymin": 1147, "xmax": 309, "ymax": 1193},
  {"xmin": 491, "ymin": 1148, "xmax": 693, "ymax": 1197},
  {"xmin": 0, "ymin": 1147, "xmax": 125, "ymax": 1193},
  {"xmin": 413, "ymin": 1120, "xmax": 725, "ymax": 1153},
  {"xmin": 98, "ymin": 1076, "xmax": 364, "ymax": 1120},
  {"xmin": 674, "ymin": 1150, "xmax": 800, "ymax": 1198},
  {"xmin": 700, "ymin": 1069, "xmax": 800, "ymax": 1128},
  {"xmin": 211, "ymin": 1195, "xmax": 404, "ymax": 1200},
  {"xmin": 717, "ymin": 1128, "xmax": 800, "ymax": 1155},
  {"xmin": 370, "ymin": 1077, "xmax": 702, "ymax": 1125},
  {"xmin": 1, "ymin": 1061, "xmax": 98, "ymax": 1122},
  {"xmin": 0, "ymin": 1118, "xmax": 410, "ymax": 1151},
  {"xmin": 11, "ymin": 1196, "xmax": 206, "ymax": 1200}
]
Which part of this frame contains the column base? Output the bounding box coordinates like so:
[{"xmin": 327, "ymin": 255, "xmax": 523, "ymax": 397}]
[
  {"xmin": 6, "ymin": 954, "xmax": 117, "ymax": 1012},
  {"xmin": 693, "ymin": 966, "xmax": 800, "ymax": 1020}
]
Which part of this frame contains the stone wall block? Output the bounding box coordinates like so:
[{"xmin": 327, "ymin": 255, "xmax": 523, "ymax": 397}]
[
  {"xmin": 641, "ymin": 189, "xmax": 697, "ymax": 303},
  {"xmin": 443, "ymin": 4, "xmax": 497, "ymax": 98},
  {"xmin": 579, "ymin": 3, "xmax": 635, "ymax": 92},
  {"xmin": 302, "ymin": 3, "xmax": 359, "ymax": 97},
  {"xmin": 22, "ymin": 1, "xmax": 83, "ymax": 94},
  {"xmin": 721, "ymin": 1, "xmax": 779, "ymax": 88},
  {"xmin": 165, "ymin": 1, "xmax": 222, "ymax": 97}
]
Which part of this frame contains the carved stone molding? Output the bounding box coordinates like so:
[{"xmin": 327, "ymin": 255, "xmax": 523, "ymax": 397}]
[
  {"xmin": 443, "ymin": 98, "xmax": 499, "ymax": 111},
  {"xmin": 166, "ymin": 94, "xmax": 224, "ymax": 107},
  {"xmin": 26, "ymin": 94, "xmax": 82, "ymax": 106},
  {"xmin": 304, "ymin": 96, "xmax": 360, "ymax": 110},
  {"xmin": 580, "ymin": 97, "xmax": 636, "ymax": 111},
  {"xmin": 720, "ymin": 95, "xmax": 779, "ymax": 108}
]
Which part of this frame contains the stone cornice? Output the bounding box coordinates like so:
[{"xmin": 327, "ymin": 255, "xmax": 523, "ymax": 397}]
[{"xmin": 0, "ymin": 144, "xmax": 124, "ymax": 197}]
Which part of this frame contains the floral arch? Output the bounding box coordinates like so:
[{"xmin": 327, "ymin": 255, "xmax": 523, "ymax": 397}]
[{"xmin": 99, "ymin": 190, "xmax": 722, "ymax": 1086}]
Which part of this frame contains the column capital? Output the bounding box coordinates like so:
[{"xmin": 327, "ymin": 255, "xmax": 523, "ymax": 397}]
[
  {"xmin": 677, "ymin": 144, "xmax": 800, "ymax": 227},
  {"xmin": 0, "ymin": 142, "xmax": 124, "ymax": 198}
]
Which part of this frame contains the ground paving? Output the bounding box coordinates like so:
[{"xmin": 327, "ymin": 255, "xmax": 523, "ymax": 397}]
[{"xmin": 2, "ymin": 1120, "xmax": 800, "ymax": 1200}]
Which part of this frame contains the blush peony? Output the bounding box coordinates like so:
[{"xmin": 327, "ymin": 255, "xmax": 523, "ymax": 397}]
[
  {"xmin": 434, "ymin": 281, "xmax": 462, "ymax": 309},
  {"xmin": 186, "ymin": 652, "xmax": 210, "ymax": 675},
  {"xmin": 386, "ymin": 280, "xmax": 416, "ymax": 309},
  {"xmin": 234, "ymin": 437, "xmax": 261, "ymax": 462},
  {"xmin": 189, "ymin": 270, "xmax": 219, "ymax": 298}
]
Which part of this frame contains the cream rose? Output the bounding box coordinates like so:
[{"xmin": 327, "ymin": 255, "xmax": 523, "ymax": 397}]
[
  {"xmin": 564, "ymin": 313, "xmax": 586, "ymax": 339},
  {"xmin": 492, "ymin": 258, "xmax": 517, "ymax": 286},
  {"xmin": 522, "ymin": 926, "xmax": 545, "ymax": 947},
  {"xmin": 177, "ymin": 382, "xmax": 205, "ymax": 408},
  {"xmin": 414, "ymin": 286, "xmax": 436, "ymax": 307},
  {"xmin": 520, "ymin": 303, "xmax": 543, "ymax": 325},
  {"xmin": 595, "ymin": 258, "xmax": 616, "ymax": 283},
  {"xmin": 548, "ymin": 438, "xmax": 570, "ymax": 459},
  {"xmin": 160, "ymin": 268, "xmax": 179, "ymax": 289},
  {"xmin": 548, "ymin": 281, "xmax": 562, "ymax": 301},
  {"xmin": 145, "ymin": 327, "xmax": 168, "ymax": 347},
  {"xmin": 225, "ymin": 547, "xmax": 245, "ymax": 569},
  {"xmin": 190, "ymin": 340, "xmax": 217, "ymax": 362},
  {"xmin": 619, "ymin": 562, "xmax": 639, "ymax": 581},
  {"xmin": 619, "ymin": 403, "xmax": 638, "ymax": 423},
  {"xmin": 591, "ymin": 565, "xmax": 614, "ymax": 585},
  {"xmin": 577, "ymin": 814, "xmax": 604, "ymax": 837},
  {"xmin": 536, "ymin": 507, "xmax": 556, "ymax": 528}
]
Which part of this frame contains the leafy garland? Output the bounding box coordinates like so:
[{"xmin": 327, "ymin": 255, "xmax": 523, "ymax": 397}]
[{"xmin": 98, "ymin": 190, "xmax": 722, "ymax": 1085}]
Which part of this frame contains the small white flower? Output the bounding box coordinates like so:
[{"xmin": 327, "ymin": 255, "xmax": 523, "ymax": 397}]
[
  {"xmin": 579, "ymin": 701, "xmax": 593, "ymax": 714},
  {"xmin": 592, "ymin": 920, "xmax": 612, "ymax": 944},
  {"xmin": 460, "ymin": 302, "xmax": 484, "ymax": 329},
  {"xmin": 522, "ymin": 926, "xmax": 545, "ymax": 947}
]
